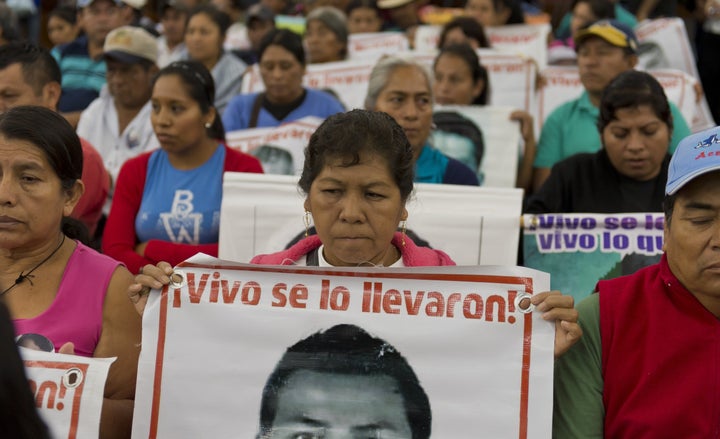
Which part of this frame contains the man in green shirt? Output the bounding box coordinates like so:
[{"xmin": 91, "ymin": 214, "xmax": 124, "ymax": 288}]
[{"xmin": 533, "ymin": 20, "xmax": 691, "ymax": 191}]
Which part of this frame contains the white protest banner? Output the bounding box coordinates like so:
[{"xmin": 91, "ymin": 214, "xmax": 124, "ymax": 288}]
[
  {"xmin": 244, "ymin": 48, "xmax": 537, "ymax": 115},
  {"xmin": 535, "ymin": 66, "xmax": 583, "ymax": 128},
  {"xmin": 485, "ymin": 23, "xmax": 551, "ymax": 69},
  {"xmin": 218, "ymin": 174, "xmax": 523, "ymax": 265},
  {"xmin": 348, "ymin": 32, "xmax": 409, "ymax": 60},
  {"xmin": 635, "ymin": 18, "xmax": 716, "ymax": 130},
  {"xmin": 414, "ymin": 49, "xmax": 537, "ymax": 112},
  {"xmin": 21, "ymin": 349, "xmax": 114, "ymax": 439},
  {"xmin": 432, "ymin": 104, "xmax": 520, "ymax": 187},
  {"xmin": 225, "ymin": 116, "xmax": 323, "ymax": 175},
  {"xmin": 413, "ymin": 23, "xmax": 551, "ymax": 69},
  {"xmin": 650, "ymin": 68, "xmax": 717, "ymax": 132},
  {"xmin": 522, "ymin": 213, "xmax": 664, "ymax": 302},
  {"xmin": 241, "ymin": 59, "xmax": 375, "ymax": 110},
  {"xmin": 691, "ymin": 93, "xmax": 717, "ymax": 132},
  {"xmin": 479, "ymin": 51, "xmax": 537, "ymax": 111},
  {"xmin": 132, "ymin": 254, "xmax": 554, "ymax": 438},
  {"xmin": 650, "ymin": 69, "xmax": 699, "ymax": 131},
  {"xmin": 536, "ymin": 66, "xmax": 709, "ymax": 132},
  {"xmin": 635, "ymin": 18, "xmax": 699, "ymax": 78},
  {"xmin": 413, "ymin": 24, "xmax": 442, "ymax": 52}
]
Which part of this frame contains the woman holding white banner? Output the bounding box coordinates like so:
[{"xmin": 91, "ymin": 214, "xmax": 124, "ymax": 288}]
[
  {"xmin": 0, "ymin": 106, "xmax": 141, "ymax": 437},
  {"xmin": 525, "ymin": 70, "xmax": 672, "ymax": 214},
  {"xmin": 130, "ymin": 109, "xmax": 582, "ymax": 358},
  {"xmin": 364, "ymin": 55, "xmax": 480, "ymax": 186},
  {"xmin": 431, "ymin": 44, "xmax": 537, "ymax": 190},
  {"xmin": 222, "ymin": 29, "xmax": 345, "ymax": 131}
]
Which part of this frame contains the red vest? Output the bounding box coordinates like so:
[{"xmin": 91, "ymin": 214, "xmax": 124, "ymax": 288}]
[{"xmin": 597, "ymin": 255, "xmax": 720, "ymax": 438}]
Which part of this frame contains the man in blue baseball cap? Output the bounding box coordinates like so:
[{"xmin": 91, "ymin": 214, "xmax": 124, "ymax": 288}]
[
  {"xmin": 532, "ymin": 19, "xmax": 692, "ymax": 192},
  {"xmin": 554, "ymin": 125, "xmax": 720, "ymax": 437}
]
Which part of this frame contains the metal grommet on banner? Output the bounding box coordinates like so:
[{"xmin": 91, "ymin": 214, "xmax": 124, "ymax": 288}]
[
  {"xmin": 63, "ymin": 367, "xmax": 84, "ymax": 389},
  {"xmin": 169, "ymin": 270, "xmax": 186, "ymax": 289},
  {"xmin": 515, "ymin": 292, "xmax": 535, "ymax": 313}
]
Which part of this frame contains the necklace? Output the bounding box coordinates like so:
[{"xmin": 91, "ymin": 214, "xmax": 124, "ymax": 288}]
[{"xmin": 0, "ymin": 234, "xmax": 66, "ymax": 297}]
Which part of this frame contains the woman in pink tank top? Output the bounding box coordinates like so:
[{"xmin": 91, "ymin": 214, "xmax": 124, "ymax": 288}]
[{"xmin": 0, "ymin": 107, "xmax": 141, "ymax": 438}]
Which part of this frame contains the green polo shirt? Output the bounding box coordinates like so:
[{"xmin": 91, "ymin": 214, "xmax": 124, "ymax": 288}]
[{"xmin": 534, "ymin": 91, "xmax": 691, "ymax": 169}]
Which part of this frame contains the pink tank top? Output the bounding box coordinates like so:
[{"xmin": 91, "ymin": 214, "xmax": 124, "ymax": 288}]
[{"xmin": 13, "ymin": 242, "xmax": 120, "ymax": 357}]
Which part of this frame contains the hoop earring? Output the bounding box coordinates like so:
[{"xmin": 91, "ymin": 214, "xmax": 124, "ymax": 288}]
[
  {"xmin": 304, "ymin": 211, "xmax": 311, "ymax": 237},
  {"xmin": 400, "ymin": 220, "xmax": 407, "ymax": 247}
]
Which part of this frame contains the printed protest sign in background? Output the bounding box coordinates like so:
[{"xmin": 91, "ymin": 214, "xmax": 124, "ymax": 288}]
[
  {"xmin": 414, "ymin": 23, "xmax": 550, "ymax": 70},
  {"xmin": 535, "ymin": 66, "xmax": 583, "ymax": 129},
  {"xmin": 226, "ymin": 107, "xmax": 520, "ymax": 186},
  {"xmin": 633, "ymin": 17, "xmax": 715, "ymax": 130},
  {"xmin": 537, "ymin": 66, "xmax": 707, "ymax": 133},
  {"xmin": 21, "ymin": 349, "xmax": 114, "ymax": 439},
  {"xmin": 348, "ymin": 32, "xmax": 409, "ymax": 60},
  {"xmin": 522, "ymin": 213, "xmax": 664, "ymax": 303},
  {"xmin": 241, "ymin": 59, "xmax": 374, "ymax": 110},
  {"xmin": 132, "ymin": 255, "xmax": 554, "ymax": 438},
  {"xmin": 219, "ymin": 173, "xmax": 524, "ymax": 265},
  {"xmin": 636, "ymin": 18, "xmax": 700, "ymax": 78},
  {"xmin": 225, "ymin": 116, "xmax": 323, "ymax": 175},
  {"xmin": 413, "ymin": 24, "xmax": 442, "ymax": 52},
  {"xmin": 431, "ymin": 104, "xmax": 521, "ymax": 187},
  {"xmin": 414, "ymin": 50, "xmax": 538, "ymax": 113},
  {"xmin": 243, "ymin": 49, "xmax": 537, "ymax": 115},
  {"xmin": 485, "ymin": 23, "xmax": 551, "ymax": 70}
]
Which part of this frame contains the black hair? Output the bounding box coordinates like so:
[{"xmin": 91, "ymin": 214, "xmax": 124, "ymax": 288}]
[
  {"xmin": 258, "ymin": 324, "xmax": 431, "ymax": 439},
  {"xmin": 258, "ymin": 28, "xmax": 306, "ymax": 66},
  {"xmin": 0, "ymin": 106, "xmax": 86, "ymax": 241},
  {"xmin": 434, "ymin": 43, "xmax": 490, "ymax": 106},
  {"xmin": 597, "ymin": 70, "xmax": 673, "ymax": 135},
  {"xmin": 298, "ymin": 109, "xmax": 414, "ymax": 202},
  {"xmin": 570, "ymin": 0, "xmax": 615, "ymax": 21},
  {"xmin": 0, "ymin": 106, "xmax": 81, "ymax": 189},
  {"xmin": 345, "ymin": 0, "xmax": 379, "ymax": 15},
  {"xmin": 663, "ymin": 193, "xmax": 676, "ymax": 227},
  {"xmin": 153, "ymin": 60, "xmax": 226, "ymax": 141},
  {"xmin": 187, "ymin": 4, "xmax": 232, "ymax": 38},
  {"xmin": 493, "ymin": 0, "xmax": 524, "ymax": 25},
  {"xmin": 48, "ymin": 5, "xmax": 78, "ymax": 25},
  {"xmin": 0, "ymin": 42, "xmax": 62, "ymax": 95},
  {"xmin": 0, "ymin": 3, "xmax": 19, "ymax": 43},
  {"xmin": 437, "ymin": 16, "xmax": 490, "ymax": 49},
  {"xmin": 0, "ymin": 302, "xmax": 51, "ymax": 439}
]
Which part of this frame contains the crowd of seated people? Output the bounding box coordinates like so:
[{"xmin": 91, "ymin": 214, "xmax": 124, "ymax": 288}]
[{"xmin": 0, "ymin": 0, "xmax": 718, "ymax": 437}]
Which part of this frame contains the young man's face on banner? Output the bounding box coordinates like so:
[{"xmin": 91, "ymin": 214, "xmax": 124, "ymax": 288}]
[{"xmin": 266, "ymin": 369, "xmax": 413, "ymax": 438}]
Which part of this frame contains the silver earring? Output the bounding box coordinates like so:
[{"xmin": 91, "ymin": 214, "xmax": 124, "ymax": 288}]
[
  {"xmin": 204, "ymin": 122, "xmax": 211, "ymax": 128},
  {"xmin": 303, "ymin": 211, "xmax": 312, "ymax": 237}
]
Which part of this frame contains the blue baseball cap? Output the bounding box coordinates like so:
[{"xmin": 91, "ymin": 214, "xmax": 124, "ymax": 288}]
[{"xmin": 666, "ymin": 126, "xmax": 720, "ymax": 195}]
